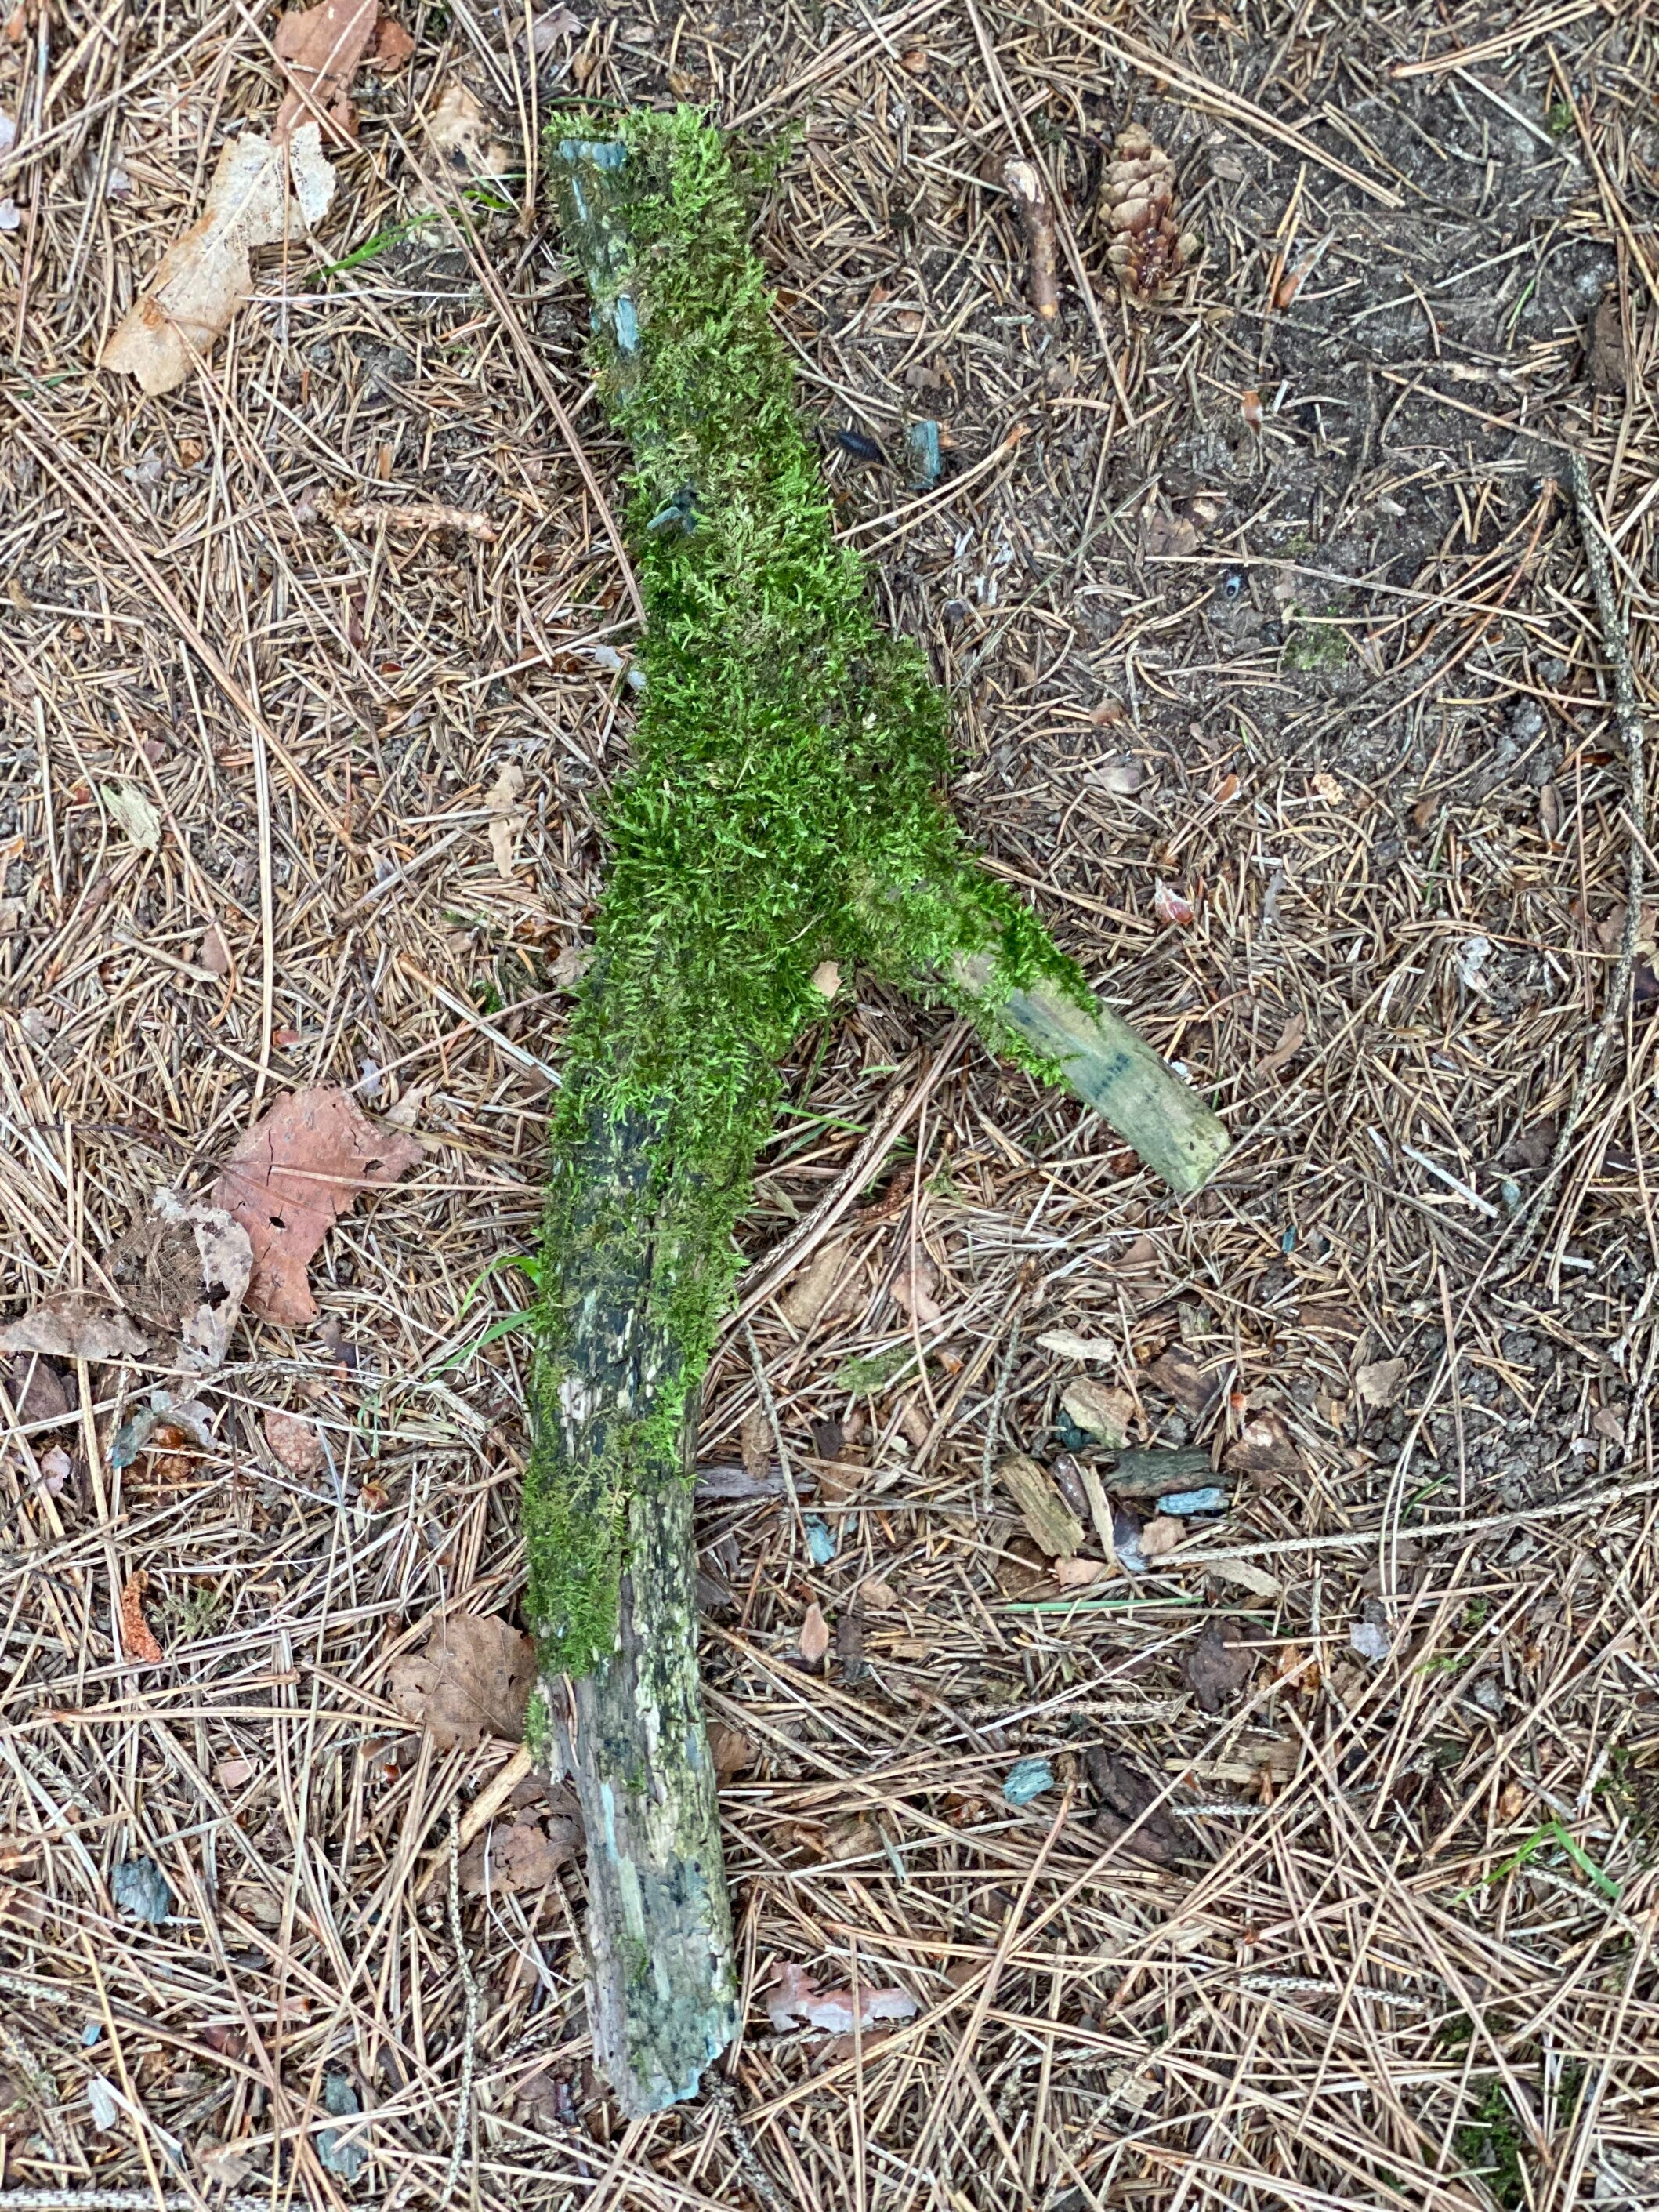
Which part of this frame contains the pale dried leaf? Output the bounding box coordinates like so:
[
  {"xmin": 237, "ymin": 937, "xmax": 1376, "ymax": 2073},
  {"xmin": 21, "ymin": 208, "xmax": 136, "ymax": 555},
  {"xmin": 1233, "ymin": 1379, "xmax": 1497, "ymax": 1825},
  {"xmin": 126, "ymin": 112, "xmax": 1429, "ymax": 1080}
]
[
  {"xmin": 1207, "ymin": 1557, "xmax": 1283, "ymax": 1599},
  {"xmin": 798, "ymin": 1601, "xmax": 831, "ymax": 1664},
  {"xmin": 264, "ymin": 1407, "xmax": 324, "ymax": 1475},
  {"xmin": 740, "ymin": 1406, "xmax": 773, "ymax": 1481},
  {"xmin": 199, "ymin": 921, "xmax": 234, "ymax": 976},
  {"xmin": 419, "ymin": 82, "xmax": 510, "ymax": 206},
  {"xmin": 100, "ymin": 124, "xmax": 336, "ymax": 395},
  {"xmin": 1355, "ymin": 1357, "xmax": 1408, "ymax": 1409},
  {"xmin": 102, "ymin": 783, "xmax": 161, "ymax": 853},
  {"xmin": 212, "ymin": 1085, "xmax": 420, "ymax": 1325},
  {"xmin": 387, "ymin": 1613, "xmax": 536, "ymax": 1751},
  {"xmin": 810, "ymin": 959, "xmax": 840, "ymax": 997},
  {"xmin": 1037, "ymin": 1328, "xmax": 1117, "ymax": 1362},
  {"xmin": 0, "ymin": 1293, "xmax": 148, "ymax": 1362},
  {"xmin": 890, "ymin": 1249, "xmax": 943, "ymax": 1326},
  {"xmin": 1061, "ymin": 1377, "xmax": 1132, "ymax": 1449},
  {"xmin": 108, "ymin": 1188, "xmax": 252, "ymax": 1371},
  {"xmin": 780, "ymin": 1241, "xmax": 850, "ymax": 1331}
]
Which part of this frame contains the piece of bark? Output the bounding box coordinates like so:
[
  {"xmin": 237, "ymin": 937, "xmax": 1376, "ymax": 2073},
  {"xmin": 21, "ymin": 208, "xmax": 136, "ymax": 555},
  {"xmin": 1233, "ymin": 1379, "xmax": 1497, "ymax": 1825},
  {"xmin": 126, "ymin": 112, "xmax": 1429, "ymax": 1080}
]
[
  {"xmin": 1108, "ymin": 1446, "xmax": 1213, "ymax": 1499},
  {"xmin": 996, "ymin": 1451, "xmax": 1084, "ymax": 1557}
]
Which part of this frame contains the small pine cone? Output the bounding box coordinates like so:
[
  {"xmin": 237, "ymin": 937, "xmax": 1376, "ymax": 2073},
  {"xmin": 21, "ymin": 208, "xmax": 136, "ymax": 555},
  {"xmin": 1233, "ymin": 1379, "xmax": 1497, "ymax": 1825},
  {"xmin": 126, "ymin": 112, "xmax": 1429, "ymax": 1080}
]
[{"xmin": 1102, "ymin": 125, "xmax": 1200, "ymax": 302}]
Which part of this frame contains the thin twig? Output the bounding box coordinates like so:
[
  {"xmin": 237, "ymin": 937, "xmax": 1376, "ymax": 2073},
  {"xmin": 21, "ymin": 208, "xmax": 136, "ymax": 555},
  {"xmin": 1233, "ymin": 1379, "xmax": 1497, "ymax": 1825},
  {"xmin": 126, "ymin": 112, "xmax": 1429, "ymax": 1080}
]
[{"xmin": 439, "ymin": 1809, "xmax": 482, "ymax": 2208}]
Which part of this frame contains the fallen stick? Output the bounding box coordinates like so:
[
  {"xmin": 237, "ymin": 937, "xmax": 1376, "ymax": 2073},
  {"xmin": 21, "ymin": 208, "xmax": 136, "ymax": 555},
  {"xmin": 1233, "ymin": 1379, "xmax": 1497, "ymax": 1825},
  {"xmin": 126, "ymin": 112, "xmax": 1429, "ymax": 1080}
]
[{"xmin": 531, "ymin": 115, "xmax": 1230, "ymax": 2116}]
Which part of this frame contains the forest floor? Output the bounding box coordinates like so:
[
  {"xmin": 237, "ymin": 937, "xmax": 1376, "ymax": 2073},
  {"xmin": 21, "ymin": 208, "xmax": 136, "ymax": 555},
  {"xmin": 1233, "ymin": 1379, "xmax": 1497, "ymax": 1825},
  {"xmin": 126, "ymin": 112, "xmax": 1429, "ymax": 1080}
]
[{"xmin": 2, "ymin": 0, "xmax": 1657, "ymax": 2207}]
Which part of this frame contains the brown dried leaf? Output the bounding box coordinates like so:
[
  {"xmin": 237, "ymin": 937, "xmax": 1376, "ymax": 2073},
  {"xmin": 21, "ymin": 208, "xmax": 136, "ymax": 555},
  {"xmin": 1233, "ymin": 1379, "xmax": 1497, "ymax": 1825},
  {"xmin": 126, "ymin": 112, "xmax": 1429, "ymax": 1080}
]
[
  {"xmin": 264, "ymin": 1408, "xmax": 324, "ymax": 1475},
  {"xmin": 371, "ymin": 12, "xmax": 415, "ymax": 65},
  {"xmin": 1087, "ymin": 1750, "xmax": 1188, "ymax": 1867},
  {"xmin": 708, "ymin": 1724, "xmax": 753, "ymax": 1781},
  {"xmin": 766, "ymin": 1961, "xmax": 919, "ymax": 2034},
  {"xmin": 890, "ymin": 1249, "xmax": 944, "ymax": 1326},
  {"xmin": 0, "ymin": 1293, "xmax": 148, "ymax": 1362},
  {"xmin": 2, "ymin": 1351, "xmax": 72, "ymax": 1431},
  {"xmin": 387, "ymin": 1614, "xmax": 536, "ymax": 1751},
  {"xmin": 1257, "ymin": 1009, "xmax": 1306, "ymax": 1078},
  {"xmin": 1145, "ymin": 509, "xmax": 1198, "ymax": 559},
  {"xmin": 1052, "ymin": 1555, "xmax": 1111, "ymax": 1588},
  {"xmin": 1588, "ymin": 291, "xmax": 1627, "ymax": 395},
  {"xmin": 799, "ymin": 1601, "xmax": 831, "ymax": 1665},
  {"xmin": 1146, "ymin": 1344, "xmax": 1220, "ymax": 1417},
  {"xmin": 458, "ymin": 1815, "xmax": 578, "ymax": 1895},
  {"xmin": 780, "ymin": 1240, "xmax": 851, "ymax": 1331},
  {"xmin": 213, "ymin": 1085, "xmax": 421, "ymax": 1326},
  {"xmin": 273, "ymin": 0, "xmax": 379, "ymax": 143},
  {"xmin": 1223, "ymin": 1410, "xmax": 1302, "ymax": 1474},
  {"xmin": 100, "ymin": 125, "xmax": 336, "ymax": 396},
  {"xmin": 119, "ymin": 1571, "xmax": 165, "ymax": 1666},
  {"xmin": 1183, "ymin": 1621, "xmax": 1259, "ymax": 1713},
  {"xmin": 108, "ymin": 1188, "xmax": 252, "ymax": 1371},
  {"xmin": 1139, "ymin": 1514, "xmax": 1184, "ymax": 1560},
  {"xmin": 740, "ymin": 1406, "xmax": 773, "ymax": 1481},
  {"xmin": 1355, "ymin": 1358, "xmax": 1408, "ymax": 1409}
]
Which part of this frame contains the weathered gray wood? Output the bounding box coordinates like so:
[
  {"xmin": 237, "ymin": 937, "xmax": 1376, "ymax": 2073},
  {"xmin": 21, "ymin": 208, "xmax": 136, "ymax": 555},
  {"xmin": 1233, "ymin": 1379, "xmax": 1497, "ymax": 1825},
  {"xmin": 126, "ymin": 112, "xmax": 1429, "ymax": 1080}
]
[
  {"xmin": 528, "ymin": 1086, "xmax": 737, "ymax": 2116},
  {"xmin": 552, "ymin": 1479, "xmax": 737, "ymax": 2112},
  {"xmin": 953, "ymin": 954, "xmax": 1230, "ymax": 1195}
]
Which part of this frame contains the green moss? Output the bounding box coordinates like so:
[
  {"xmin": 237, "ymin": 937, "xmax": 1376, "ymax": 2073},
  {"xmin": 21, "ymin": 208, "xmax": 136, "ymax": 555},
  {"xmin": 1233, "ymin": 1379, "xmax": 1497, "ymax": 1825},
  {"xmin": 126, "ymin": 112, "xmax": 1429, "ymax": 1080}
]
[
  {"xmin": 527, "ymin": 113, "xmax": 1083, "ymax": 1676},
  {"xmin": 1454, "ymin": 2080, "xmax": 1527, "ymax": 2210},
  {"xmin": 1283, "ymin": 612, "xmax": 1349, "ymax": 671}
]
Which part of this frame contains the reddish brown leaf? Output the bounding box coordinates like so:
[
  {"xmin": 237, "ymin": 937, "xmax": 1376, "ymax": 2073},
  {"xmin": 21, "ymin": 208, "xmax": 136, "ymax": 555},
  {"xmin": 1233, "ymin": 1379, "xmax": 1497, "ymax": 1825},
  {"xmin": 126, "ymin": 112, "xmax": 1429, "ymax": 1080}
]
[
  {"xmin": 273, "ymin": 0, "xmax": 379, "ymax": 143},
  {"xmin": 213, "ymin": 1086, "xmax": 420, "ymax": 1325},
  {"xmin": 370, "ymin": 12, "xmax": 415, "ymax": 65},
  {"xmin": 119, "ymin": 1571, "xmax": 165, "ymax": 1666},
  {"xmin": 799, "ymin": 1601, "xmax": 831, "ymax": 1664},
  {"xmin": 264, "ymin": 1407, "xmax": 324, "ymax": 1475}
]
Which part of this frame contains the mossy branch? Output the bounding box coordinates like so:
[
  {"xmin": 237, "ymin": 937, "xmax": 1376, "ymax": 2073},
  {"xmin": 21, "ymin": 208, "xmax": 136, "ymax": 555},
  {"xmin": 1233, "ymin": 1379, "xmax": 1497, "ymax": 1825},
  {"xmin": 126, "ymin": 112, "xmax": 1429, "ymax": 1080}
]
[{"xmin": 527, "ymin": 112, "xmax": 1230, "ymax": 2116}]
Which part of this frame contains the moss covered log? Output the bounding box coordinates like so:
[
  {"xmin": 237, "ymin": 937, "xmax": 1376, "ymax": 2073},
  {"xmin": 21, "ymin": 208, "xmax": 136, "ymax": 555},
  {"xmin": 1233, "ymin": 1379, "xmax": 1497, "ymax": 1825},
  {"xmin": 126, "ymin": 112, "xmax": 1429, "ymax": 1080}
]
[{"xmin": 529, "ymin": 112, "xmax": 1230, "ymax": 2116}]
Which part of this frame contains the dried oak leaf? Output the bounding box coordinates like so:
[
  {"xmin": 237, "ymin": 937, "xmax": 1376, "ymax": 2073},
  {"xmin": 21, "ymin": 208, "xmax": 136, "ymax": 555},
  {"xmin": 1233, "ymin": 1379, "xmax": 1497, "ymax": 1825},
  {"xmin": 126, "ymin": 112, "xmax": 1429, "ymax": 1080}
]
[
  {"xmin": 100, "ymin": 123, "xmax": 336, "ymax": 397},
  {"xmin": 273, "ymin": 0, "xmax": 379, "ymax": 143},
  {"xmin": 212, "ymin": 1085, "xmax": 420, "ymax": 1325},
  {"xmin": 457, "ymin": 1815, "xmax": 578, "ymax": 1895},
  {"xmin": 1103, "ymin": 125, "xmax": 1199, "ymax": 302},
  {"xmin": 107, "ymin": 1188, "xmax": 252, "ymax": 1371},
  {"xmin": 119, "ymin": 1571, "xmax": 165, "ymax": 1665},
  {"xmin": 0, "ymin": 1292, "xmax": 148, "ymax": 1363},
  {"xmin": 387, "ymin": 1614, "xmax": 536, "ymax": 1751},
  {"xmin": 1183, "ymin": 1621, "xmax": 1261, "ymax": 1713},
  {"xmin": 1223, "ymin": 1409, "xmax": 1302, "ymax": 1475}
]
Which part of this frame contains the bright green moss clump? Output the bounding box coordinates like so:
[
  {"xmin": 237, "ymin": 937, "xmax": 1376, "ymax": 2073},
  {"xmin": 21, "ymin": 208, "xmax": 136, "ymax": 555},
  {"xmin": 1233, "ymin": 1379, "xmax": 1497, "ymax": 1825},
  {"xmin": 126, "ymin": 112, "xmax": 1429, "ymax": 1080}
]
[{"xmin": 526, "ymin": 111, "xmax": 1083, "ymax": 1677}]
